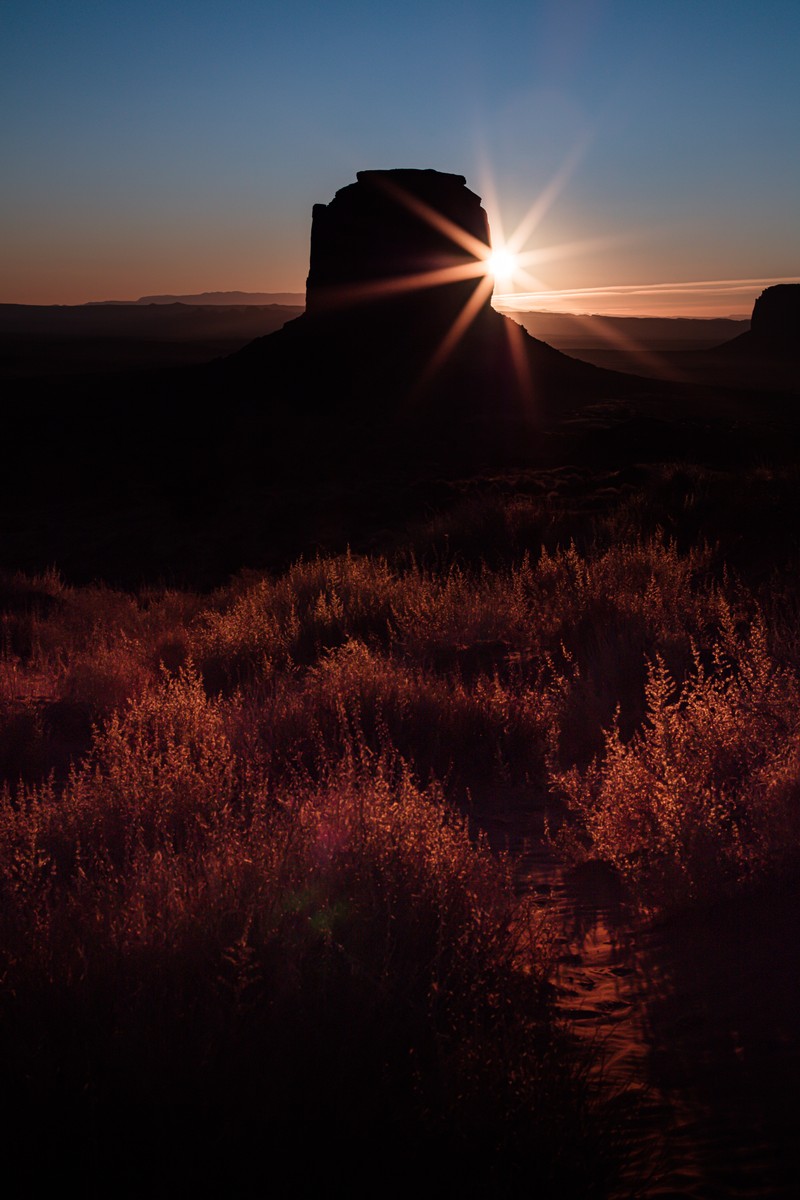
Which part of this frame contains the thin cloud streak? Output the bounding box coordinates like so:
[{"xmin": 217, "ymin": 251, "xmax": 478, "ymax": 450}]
[{"xmin": 495, "ymin": 275, "xmax": 800, "ymax": 313}]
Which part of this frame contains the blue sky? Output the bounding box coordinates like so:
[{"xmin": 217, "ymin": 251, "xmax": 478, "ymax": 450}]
[{"xmin": 2, "ymin": 0, "xmax": 799, "ymax": 312}]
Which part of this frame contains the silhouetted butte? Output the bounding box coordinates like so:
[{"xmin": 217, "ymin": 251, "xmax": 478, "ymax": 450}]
[
  {"xmin": 749, "ymin": 283, "xmax": 800, "ymax": 352},
  {"xmin": 229, "ymin": 168, "xmax": 623, "ymax": 463},
  {"xmin": 720, "ymin": 283, "xmax": 800, "ymax": 358}
]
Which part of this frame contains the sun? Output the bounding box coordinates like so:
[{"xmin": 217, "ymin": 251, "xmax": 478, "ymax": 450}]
[{"xmin": 486, "ymin": 245, "xmax": 519, "ymax": 285}]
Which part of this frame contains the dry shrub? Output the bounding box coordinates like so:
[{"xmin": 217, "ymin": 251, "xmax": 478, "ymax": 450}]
[
  {"xmin": 223, "ymin": 638, "xmax": 556, "ymax": 801},
  {"xmin": 0, "ymin": 580, "xmax": 208, "ymax": 782},
  {"xmin": 391, "ymin": 560, "xmax": 531, "ymax": 673},
  {"xmin": 532, "ymin": 539, "xmax": 727, "ymax": 769},
  {"xmin": 190, "ymin": 552, "xmax": 405, "ymax": 689},
  {"xmin": 553, "ymin": 616, "xmax": 800, "ymax": 908},
  {"xmin": 0, "ymin": 702, "xmax": 603, "ymax": 1194},
  {"xmin": 0, "ymin": 538, "xmax": 730, "ymax": 813},
  {"xmin": 388, "ymin": 538, "xmax": 722, "ymax": 772},
  {"xmin": 62, "ymin": 634, "xmax": 150, "ymax": 716},
  {"xmin": 189, "ymin": 575, "xmax": 294, "ymax": 687},
  {"xmin": 306, "ymin": 639, "xmax": 557, "ymax": 793},
  {"xmin": 0, "ymin": 666, "xmax": 237, "ymax": 888},
  {"xmin": 2, "ymin": 534, "xmax": 745, "ymax": 1189}
]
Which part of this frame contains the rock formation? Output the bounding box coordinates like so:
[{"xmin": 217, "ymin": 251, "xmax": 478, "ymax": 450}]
[
  {"xmin": 305, "ymin": 169, "xmax": 491, "ymax": 330},
  {"xmin": 750, "ymin": 284, "xmax": 800, "ymax": 351},
  {"xmin": 717, "ymin": 284, "xmax": 799, "ymax": 380},
  {"xmin": 230, "ymin": 168, "xmax": 633, "ymax": 465}
]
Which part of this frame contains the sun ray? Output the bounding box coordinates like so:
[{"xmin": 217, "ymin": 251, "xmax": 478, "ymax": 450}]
[
  {"xmin": 374, "ymin": 175, "xmax": 493, "ymax": 264},
  {"xmin": 311, "ymin": 257, "xmax": 491, "ymax": 313},
  {"xmin": 502, "ymin": 309, "xmax": 536, "ymax": 417},
  {"xmin": 415, "ymin": 274, "xmax": 495, "ymax": 392},
  {"xmin": 503, "ymin": 141, "xmax": 588, "ymax": 256},
  {"xmin": 475, "ymin": 162, "xmax": 507, "ymax": 253},
  {"xmin": 504, "ymin": 265, "xmax": 549, "ymax": 293},
  {"xmin": 516, "ymin": 232, "xmax": 639, "ymax": 271}
]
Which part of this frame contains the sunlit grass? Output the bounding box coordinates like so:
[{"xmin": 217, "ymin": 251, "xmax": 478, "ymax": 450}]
[
  {"xmin": 553, "ymin": 615, "xmax": 800, "ymax": 908},
  {"xmin": 1, "ymin": 504, "xmax": 798, "ymax": 1188}
]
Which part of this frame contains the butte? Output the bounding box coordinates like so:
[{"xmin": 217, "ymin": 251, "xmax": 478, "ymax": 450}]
[{"xmin": 225, "ymin": 168, "xmax": 629, "ymax": 467}]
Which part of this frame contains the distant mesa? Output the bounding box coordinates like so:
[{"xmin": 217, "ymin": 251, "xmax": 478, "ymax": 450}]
[
  {"xmin": 717, "ymin": 283, "xmax": 799, "ymax": 366},
  {"xmin": 750, "ymin": 284, "xmax": 800, "ymax": 350},
  {"xmin": 91, "ymin": 291, "xmax": 306, "ymax": 307}
]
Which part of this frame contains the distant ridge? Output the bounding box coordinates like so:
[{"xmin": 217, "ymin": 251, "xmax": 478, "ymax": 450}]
[
  {"xmin": 90, "ymin": 291, "xmax": 306, "ymax": 307},
  {"xmin": 496, "ymin": 309, "xmax": 749, "ymax": 351}
]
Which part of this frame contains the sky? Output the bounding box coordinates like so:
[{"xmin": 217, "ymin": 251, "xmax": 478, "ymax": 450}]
[{"xmin": 2, "ymin": 0, "xmax": 799, "ymax": 315}]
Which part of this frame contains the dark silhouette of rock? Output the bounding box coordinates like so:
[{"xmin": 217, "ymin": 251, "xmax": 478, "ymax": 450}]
[
  {"xmin": 750, "ymin": 284, "xmax": 800, "ymax": 350},
  {"xmin": 712, "ymin": 284, "xmax": 799, "ymax": 389},
  {"xmin": 306, "ymin": 169, "xmax": 490, "ymax": 327},
  {"xmin": 229, "ymin": 168, "xmax": 640, "ymax": 466}
]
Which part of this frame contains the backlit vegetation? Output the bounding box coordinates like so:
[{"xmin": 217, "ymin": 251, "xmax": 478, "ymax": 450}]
[{"xmin": 1, "ymin": 516, "xmax": 798, "ymax": 1190}]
